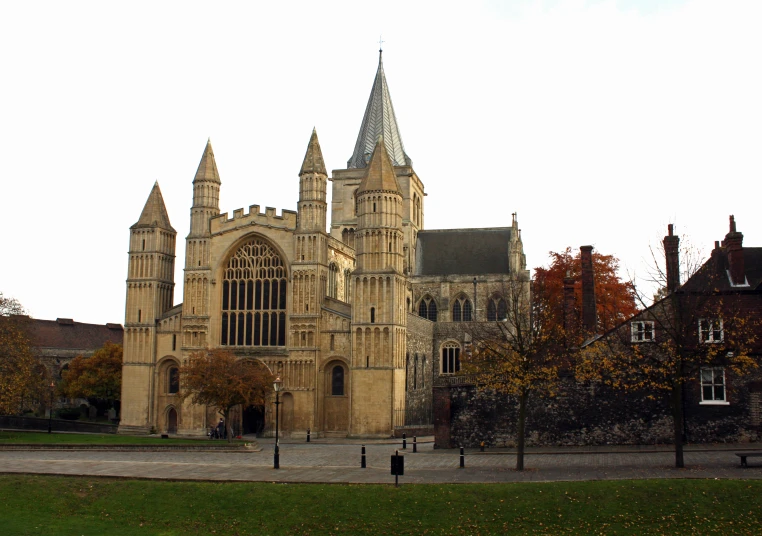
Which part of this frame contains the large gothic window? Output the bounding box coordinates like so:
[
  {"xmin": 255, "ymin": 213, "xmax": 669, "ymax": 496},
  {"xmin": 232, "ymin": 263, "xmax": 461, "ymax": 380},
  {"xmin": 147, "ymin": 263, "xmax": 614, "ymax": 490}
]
[
  {"xmin": 452, "ymin": 296, "xmax": 472, "ymax": 322},
  {"xmin": 221, "ymin": 237, "xmax": 287, "ymax": 347},
  {"xmin": 417, "ymin": 295, "xmax": 438, "ymax": 322},
  {"xmin": 487, "ymin": 295, "xmax": 508, "ymax": 321}
]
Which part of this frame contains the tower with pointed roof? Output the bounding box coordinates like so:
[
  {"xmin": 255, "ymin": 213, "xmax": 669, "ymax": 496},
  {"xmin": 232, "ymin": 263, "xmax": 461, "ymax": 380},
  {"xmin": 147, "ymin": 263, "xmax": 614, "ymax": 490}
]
[
  {"xmin": 348, "ymin": 136, "xmax": 407, "ymax": 435},
  {"xmin": 119, "ymin": 182, "xmax": 177, "ymax": 433}
]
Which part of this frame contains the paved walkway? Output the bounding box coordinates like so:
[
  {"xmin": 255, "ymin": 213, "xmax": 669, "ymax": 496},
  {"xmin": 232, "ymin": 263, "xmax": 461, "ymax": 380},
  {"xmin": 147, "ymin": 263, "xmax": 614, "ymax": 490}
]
[{"xmin": 0, "ymin": 437, "xmax": 760, "ymax": 484}]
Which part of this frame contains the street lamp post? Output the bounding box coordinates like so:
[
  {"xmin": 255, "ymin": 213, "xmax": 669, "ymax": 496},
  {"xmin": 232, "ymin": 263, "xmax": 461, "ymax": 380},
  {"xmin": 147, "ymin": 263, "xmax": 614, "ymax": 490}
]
[
  {"xmin": 47, "ymin": 381, "xmax": 55, "ymax": 434},
  {"xmin": 273, "ymin": 375, "xmax": 282, "ymax": 469}
]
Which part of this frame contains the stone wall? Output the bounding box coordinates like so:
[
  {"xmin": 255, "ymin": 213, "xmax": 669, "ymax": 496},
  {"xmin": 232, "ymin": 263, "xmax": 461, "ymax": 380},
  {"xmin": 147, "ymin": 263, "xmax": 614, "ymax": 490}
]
[
  {"xmin": 435, "ymin": 372, "xmax": 762, "ymax": 448},
  {"xmin": 405, "ymin": 313, "xmax": 434, "ymax": 424}
]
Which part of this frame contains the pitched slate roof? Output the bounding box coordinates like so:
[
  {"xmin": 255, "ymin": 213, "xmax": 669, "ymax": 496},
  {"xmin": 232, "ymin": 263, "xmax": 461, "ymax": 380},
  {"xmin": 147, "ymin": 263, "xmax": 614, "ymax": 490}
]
[
  {"xmin": 682, "ymin": 247, "xmax": 762, "ymax": 292},
  {"xmin": 415, "ymin": 228, "xmax": 514, "ymax": 276},
  {"xmin": 26, "ymin": 317, "xmax": 123, "ymax": 352},
  {"xmin": 347, "ymin": 51, "xmax": 411, "ymax": 169}
]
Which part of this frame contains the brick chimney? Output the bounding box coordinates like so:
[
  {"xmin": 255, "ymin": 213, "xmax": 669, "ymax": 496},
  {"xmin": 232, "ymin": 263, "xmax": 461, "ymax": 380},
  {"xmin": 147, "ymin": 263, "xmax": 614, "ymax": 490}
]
[
  {"xmin": 563, "ymin": 270, "xmax": 576, "ymax": 343},
  {"xmin": 723, "ymin": 215, "xmax": 745, "ymax": 285},
  {"xmin": 580, "ymin": 245, "xmax": 597, "ymax": 333},
  {"xmin": 663, "ymin": 224, "xmax": 680, "ymax": 293}
]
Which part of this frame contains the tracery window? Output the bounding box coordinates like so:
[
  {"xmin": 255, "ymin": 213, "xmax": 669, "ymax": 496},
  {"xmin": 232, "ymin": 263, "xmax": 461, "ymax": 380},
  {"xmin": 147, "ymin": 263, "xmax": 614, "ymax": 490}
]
[
  {"xmin": 221, "ymin": 237, "xmax": 287, "ymax": 347},
  {"xmin": 487, "ymin": 295, "xmax": 507, "ymax": 321},
  {"xmin": 441, "ymin": 342, "xmax": 461, "ymax": 374},
  {"xmin": 328, "ymin": 263, "xmax": 339, "ymax": 299},
  {"xmin": 168, "ymin": 367, "xmax": 179, "ymax": 394},
  {"xmin": 452, "ymin": 296, "xmax": 472, "ymax": 322},
  {"xmin": 417, "ymin": 295, "xmax": 438, "ymax": 322}
]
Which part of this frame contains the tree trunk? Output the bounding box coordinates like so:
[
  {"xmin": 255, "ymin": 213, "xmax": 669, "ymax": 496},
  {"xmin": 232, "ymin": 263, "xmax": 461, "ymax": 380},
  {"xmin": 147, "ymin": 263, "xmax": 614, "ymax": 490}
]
[
  {"xmin": 670, "ymin": 382, "xmax": 684, "ymax": 468},
  {"xmin": 516, "ymin": 390, "xmax": 528, "ymax": 471}
]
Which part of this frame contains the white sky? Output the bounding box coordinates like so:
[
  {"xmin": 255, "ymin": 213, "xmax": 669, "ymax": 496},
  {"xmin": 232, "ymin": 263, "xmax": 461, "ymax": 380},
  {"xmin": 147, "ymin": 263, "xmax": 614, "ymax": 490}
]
[{"xmin": 2, "ymin": 0, "xmax": 760, "ymax": 325}]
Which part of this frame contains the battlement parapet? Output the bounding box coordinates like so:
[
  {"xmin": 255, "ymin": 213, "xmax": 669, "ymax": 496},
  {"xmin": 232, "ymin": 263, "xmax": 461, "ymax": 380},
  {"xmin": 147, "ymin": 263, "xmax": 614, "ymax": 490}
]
[{"xmin": 212, "ymin": 205, "xmax": 297, "ymax": 236}]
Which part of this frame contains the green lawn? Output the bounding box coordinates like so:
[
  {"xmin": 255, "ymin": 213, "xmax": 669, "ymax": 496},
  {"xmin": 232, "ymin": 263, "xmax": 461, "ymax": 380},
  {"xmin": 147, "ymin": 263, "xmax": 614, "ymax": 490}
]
[
  {"xmin": 0, "ymin": 431, "xmax": 239, "ymax": 445},
  {"xmin": 0, "ymin": 475, "xmax": 759, "ymax": 535}
]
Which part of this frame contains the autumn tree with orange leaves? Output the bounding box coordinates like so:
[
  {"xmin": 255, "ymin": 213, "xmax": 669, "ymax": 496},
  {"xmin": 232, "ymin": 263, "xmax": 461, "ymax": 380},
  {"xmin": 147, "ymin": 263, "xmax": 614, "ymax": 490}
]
[
  {"xmin": 0, "ymin": 293, "xmax": 50, "ymax": 415},
  {"xmin": 533, "ymin": 247, "xmax": 639, "ymax": 345},
  {"xmin": 179, "ymin": 349, "xmax": 274, "ymax": 442},
  {"xmin": 59, "ymin": 341, "xmax": 122, "ymax": 403}
]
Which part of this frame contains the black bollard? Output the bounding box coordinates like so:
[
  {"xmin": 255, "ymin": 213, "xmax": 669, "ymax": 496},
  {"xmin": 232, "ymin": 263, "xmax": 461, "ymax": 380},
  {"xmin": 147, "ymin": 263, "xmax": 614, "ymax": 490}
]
[
  {"xmin": 361, "ymin": 444, "xmax": 366, "ymax": 468},
  {"xmin": 307, "ymin": 428, "xmax": 311, "ymax": 442},
  {"xmin": 402, "ymin": 432, "xmax": 407, "ymax": 450},
  {"xmin": 460, "ymin": 446, "xmax": 465, "ymax": 468},
  {"xmin": 413, "ymin": 435, "xmax": 417, "ymax": 453},
  {"xmin": 480, "ymin": 441, "xmax": 485, "ymax": 452}
]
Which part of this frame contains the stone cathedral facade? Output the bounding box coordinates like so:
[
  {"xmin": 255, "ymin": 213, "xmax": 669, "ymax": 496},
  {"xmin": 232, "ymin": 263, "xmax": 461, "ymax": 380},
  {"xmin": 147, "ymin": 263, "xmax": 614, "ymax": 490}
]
[{"xmin": 119, "ymin": 53, "xmax": 528, "ymax": 438}]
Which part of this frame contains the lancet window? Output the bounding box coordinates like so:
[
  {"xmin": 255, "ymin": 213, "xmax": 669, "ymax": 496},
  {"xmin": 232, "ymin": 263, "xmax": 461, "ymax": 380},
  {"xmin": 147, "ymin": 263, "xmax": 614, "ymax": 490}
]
[
  {"xmin": 328, "ymin": 263, "xmax": 339, "ymax": 299},
  {"xmin": 417, "ymin": 295, "xmax": 438, "ymax": 322},
  {"xmin": 221, "ymin": 237, "xmax": 287, "ymax": 347},
  {"xmin": 452, "ymin": 296, "xmax": 472, "ymax": 322},
  {"xmin": 487, "ymin": 295, "xmax": 508, "ymax": 321}
]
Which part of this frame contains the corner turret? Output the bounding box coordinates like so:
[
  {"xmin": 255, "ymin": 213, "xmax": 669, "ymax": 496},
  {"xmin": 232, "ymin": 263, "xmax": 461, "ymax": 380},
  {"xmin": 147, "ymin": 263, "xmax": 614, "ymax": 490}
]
[{"xmin": 297, "ymin": 128, "xmax": 328, "ymax": 232}]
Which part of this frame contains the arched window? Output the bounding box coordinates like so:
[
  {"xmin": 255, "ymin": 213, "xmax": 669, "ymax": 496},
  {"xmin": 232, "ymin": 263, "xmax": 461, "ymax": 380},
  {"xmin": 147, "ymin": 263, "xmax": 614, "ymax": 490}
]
[
  {"xmin": 328, "ymin": 263, "xmax": 339, "ymax": 299},
  {"xmin": 452, "ymin": 296, "xmax": 472, "ymax": 322},
  {"xmin": 441, "ymin": 342, "xmax": 461, "ymax": 374},
  {"xmin": 417, "ymin": 295, "xmax": 438, "ymax": 322},
  {"xmin": 168, "ymin": 367, "xmax": 179, "ymax": 394},
  {"xmin": 221, "ymin": 237, "xmax": 287, "ymax": 347},
  {"xmin": 487, "ymin": 295, "xmax": 508, "ymax": 321},
  {"xmin": 344, "ymin": 269, "xmax": 352, "ymax": 301},
  {"xmin": 331, "ymin": 365, "xmax": 345, "ymax": 396}
]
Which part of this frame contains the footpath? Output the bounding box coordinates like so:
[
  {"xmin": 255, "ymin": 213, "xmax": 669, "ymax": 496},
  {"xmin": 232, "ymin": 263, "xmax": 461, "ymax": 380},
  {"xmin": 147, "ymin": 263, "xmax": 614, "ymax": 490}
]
[{"xmin": 0, "ymin": 435, "xmax": 760, "ymax": 484}]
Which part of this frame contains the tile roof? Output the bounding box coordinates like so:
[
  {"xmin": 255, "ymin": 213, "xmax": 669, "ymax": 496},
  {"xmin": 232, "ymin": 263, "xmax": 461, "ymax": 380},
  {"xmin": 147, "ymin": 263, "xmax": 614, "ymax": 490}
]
[{"xmin": 26, "ymin": 317, "xmax": 123, "ymax": 351}]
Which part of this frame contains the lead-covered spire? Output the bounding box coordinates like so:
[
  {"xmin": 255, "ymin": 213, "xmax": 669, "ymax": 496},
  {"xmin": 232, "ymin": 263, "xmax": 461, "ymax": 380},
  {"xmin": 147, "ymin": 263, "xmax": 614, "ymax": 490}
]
[{"xmin": 347, "ymin": 51, "xmax": 411, "ymax": 169}]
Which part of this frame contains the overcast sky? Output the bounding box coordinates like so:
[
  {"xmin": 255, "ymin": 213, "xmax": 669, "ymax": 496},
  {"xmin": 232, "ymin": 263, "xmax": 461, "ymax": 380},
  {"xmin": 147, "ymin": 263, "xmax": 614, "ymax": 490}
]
[{"xmin": 2, "ymin": 0, "xmax": 760, "ymax": 325}]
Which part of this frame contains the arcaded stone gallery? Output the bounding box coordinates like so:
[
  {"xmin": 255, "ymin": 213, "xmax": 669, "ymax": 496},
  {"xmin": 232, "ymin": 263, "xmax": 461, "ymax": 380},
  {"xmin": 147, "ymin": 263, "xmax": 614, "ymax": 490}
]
[{"xmin": 118, "ymin": 52, "xmax": 528, "ymax": 437}]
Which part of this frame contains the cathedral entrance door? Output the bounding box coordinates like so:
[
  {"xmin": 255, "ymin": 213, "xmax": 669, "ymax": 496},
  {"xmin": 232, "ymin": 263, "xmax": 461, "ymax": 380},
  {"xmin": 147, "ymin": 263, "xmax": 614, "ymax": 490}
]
[
  {"xmin": 242, "ymin": 405, "xmax": 265, "ymax": 436},
  {"xmin": 167, "ymin": 408, "xmax": 178, "ymax": 433}
]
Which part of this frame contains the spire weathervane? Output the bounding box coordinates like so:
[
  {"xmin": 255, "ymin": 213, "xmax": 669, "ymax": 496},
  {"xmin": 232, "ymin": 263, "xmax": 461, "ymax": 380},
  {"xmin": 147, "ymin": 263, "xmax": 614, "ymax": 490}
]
[{"xmin": 378, "ymin": 35, "xmax": 384, "ymax": 52}]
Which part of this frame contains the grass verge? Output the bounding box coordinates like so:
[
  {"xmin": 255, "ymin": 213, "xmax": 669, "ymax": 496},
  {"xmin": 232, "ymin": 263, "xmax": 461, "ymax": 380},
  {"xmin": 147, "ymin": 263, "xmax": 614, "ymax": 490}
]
[
  {"xmin": 0, "ymin": 431, "xmax": 236, "ymax": 445},
  {"xmin": 0, "ymin": 475, "xmax": 759, "ymax": 535}
]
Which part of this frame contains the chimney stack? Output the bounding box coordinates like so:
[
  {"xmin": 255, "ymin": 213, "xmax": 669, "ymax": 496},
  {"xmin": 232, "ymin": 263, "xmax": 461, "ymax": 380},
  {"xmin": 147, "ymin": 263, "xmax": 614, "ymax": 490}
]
[
  {"xmin": 663, "ymin": 224, "xmax": 680, "ymax": 293},
  {"xmin": 724, "ymin": 215, "xmax": 745, "ymax": 285},
  {"xmin": 580, "ymin": 245, "xmax": 597, "ymax": 333},
  {"xmin": 563, "ymin": 270, "xmax": 576, "ymax": 344}
]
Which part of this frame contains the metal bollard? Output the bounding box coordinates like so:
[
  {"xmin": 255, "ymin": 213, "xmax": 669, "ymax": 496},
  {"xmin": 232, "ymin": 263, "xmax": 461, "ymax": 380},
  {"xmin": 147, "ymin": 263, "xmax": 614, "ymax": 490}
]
[
  {"xmin": 480, "ymin": 441, "xmax": 485, "ymax": 452},
  {"xmin": 460, "ymin": 446, "xmax": 465, "ymax": 468},
  {"xmin": 413, "ymin": 435, "xmax": 417, "ymax": 453},
  {"xmin": 402, "ymin": 432, "xmax": 407, "ymax": 449},
  {"xmin": 307, "ymin": 428, "xmax": 311, "ymax": 442},
  {"xmin": 361, "ymin": 444, "xmax": 366, "ymax": 468}
]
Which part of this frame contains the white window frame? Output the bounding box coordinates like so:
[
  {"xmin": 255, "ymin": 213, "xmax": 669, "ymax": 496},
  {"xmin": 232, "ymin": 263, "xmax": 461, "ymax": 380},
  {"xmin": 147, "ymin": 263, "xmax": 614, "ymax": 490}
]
[
  {"xmin": 700, "ymin": 366, "xmax": 729, "ymax": 405},
  {"xmin": 440, "ymin": 341, "xmax": 461, "ymax": 375},
  {"xmin": 630, "ymin": 321, "xmax": 655, "ymax": 343},
  {"xmin": 699, "ymin": 318, "xmax": 724, "ymax": 343}
]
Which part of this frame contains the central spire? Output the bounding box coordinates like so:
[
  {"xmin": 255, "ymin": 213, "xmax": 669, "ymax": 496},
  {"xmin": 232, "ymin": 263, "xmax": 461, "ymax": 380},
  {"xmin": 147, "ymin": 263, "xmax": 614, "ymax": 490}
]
[{"xmin": 347, "ymin": 51, "xmax": 411, "ymax": 169}]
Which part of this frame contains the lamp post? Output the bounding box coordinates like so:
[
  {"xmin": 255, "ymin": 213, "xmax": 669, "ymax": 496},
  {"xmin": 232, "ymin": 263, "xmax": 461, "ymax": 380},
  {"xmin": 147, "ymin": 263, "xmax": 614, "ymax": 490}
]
[
  {"xmin": 47, "ymin": 381, "xmax": 55, "ymax": 434},
  {"xmin": 273, "ymin": 375, "xmax": 282, "ymax": 469}
]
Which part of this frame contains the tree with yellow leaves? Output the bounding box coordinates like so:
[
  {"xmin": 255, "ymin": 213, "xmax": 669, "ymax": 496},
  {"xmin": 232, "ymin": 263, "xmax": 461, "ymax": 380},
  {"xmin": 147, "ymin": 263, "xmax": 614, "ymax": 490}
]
[
  {"xmin": 0, "ymin": 293, "xmax": 50, "ymax": 415},
  {"xmin": 59, "ymin": 341, "xmax": 122, "ymax": 403},
  {"xmin": 464, "ymin": 274, "xmax": 567, "ymax": 471},
  {"xmin": 178, "ymin": 349, "xmax": 274, "ymax": 442}
]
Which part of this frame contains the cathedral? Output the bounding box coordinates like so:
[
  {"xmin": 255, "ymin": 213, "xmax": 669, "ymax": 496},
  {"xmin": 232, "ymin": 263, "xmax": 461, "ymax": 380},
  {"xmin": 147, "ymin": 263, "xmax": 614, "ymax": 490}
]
[{"xmin": 119, "ymin": 52, "xmax": 528, "ymax": 438}]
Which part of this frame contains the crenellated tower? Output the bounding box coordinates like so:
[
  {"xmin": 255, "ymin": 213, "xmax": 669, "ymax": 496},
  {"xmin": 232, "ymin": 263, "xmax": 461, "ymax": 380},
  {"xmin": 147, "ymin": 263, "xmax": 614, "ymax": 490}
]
[
  {"xmin": 350, "ymin": 136, "xmax": 407, "ymax": 436},
  {"xmin": 182, "ymin": 139, "xmax": 221, "ymax": 350},
  {"xmin": 119, "ymin": 182, "xmax": 176, "ymax": 433}
]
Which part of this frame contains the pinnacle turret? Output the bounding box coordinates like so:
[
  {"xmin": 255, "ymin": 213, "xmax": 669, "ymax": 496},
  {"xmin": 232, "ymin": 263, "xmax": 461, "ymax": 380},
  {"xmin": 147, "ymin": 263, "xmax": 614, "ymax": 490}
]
[
  {"xmin": 300, "ymin": 128, "xmax": 327, "ymax": 176},
  {"xmin": 194, "ymin": 138, "xmax": 221, "ymax": 184},
  {"xmin": 132, "ymin": 182, "xmax": 174, "ymax": 231},
  {"xmin": 347, "ymin": 51, "xmax": 411, "ymax": 169},
  {"xmin": 357, "ymin": 136, "xmax": 401, "ymax": 194}
]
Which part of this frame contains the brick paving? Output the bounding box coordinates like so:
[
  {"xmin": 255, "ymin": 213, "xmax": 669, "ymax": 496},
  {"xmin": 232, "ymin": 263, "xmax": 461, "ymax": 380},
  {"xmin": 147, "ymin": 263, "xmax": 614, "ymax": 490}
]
[{"xmin": 0, "ymin": 437, "xmax": 760, "ymax": 484}]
